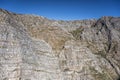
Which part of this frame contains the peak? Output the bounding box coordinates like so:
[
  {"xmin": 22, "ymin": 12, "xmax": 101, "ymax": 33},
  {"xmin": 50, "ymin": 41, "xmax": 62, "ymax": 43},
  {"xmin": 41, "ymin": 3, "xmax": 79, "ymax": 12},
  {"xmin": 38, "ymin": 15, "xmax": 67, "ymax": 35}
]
[
  {"xmin": 0, "ymin": 8, "xmax": 10, "ymax": 14},
  {"xmin": 100, "ymin": 16, "xmax": 120, "ymax": 20},
  {"xmin": 101, "ymin": 16, "xmax": 113, "ymax": 18},
  {"xmin": 0, "ymin": 8, "xmax": 6, "ymax": 11}
]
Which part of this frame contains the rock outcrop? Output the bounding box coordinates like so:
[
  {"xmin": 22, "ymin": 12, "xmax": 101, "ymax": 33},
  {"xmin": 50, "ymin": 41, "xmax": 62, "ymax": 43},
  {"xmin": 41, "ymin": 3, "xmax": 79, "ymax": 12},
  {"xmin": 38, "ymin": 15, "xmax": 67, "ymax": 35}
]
[{"xmin": 0, "ymin": 8, "xmax": 120, "ymax": 80}]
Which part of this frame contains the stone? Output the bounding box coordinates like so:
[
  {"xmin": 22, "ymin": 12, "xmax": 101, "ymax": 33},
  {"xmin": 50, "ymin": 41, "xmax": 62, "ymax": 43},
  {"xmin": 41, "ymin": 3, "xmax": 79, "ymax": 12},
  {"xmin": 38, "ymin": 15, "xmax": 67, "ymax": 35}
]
[{"xmin": 0, "ymin": 8, "xmax": 120, "ymax": 80}]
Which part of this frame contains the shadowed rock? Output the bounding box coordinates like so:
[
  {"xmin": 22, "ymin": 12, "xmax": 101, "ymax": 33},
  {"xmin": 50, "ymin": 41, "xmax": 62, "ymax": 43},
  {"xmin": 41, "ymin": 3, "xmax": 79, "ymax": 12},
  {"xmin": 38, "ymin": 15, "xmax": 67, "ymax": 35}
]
[{"xmin": 0, "ymin": 8, "xmax": 120, "ymax": 80}]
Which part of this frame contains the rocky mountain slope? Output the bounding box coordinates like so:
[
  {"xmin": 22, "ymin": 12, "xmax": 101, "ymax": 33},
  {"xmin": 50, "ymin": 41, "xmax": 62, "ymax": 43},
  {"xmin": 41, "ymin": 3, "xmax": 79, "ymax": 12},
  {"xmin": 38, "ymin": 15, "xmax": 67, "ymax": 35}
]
[{"xmin": 0, "ymin": 8, "xmax": 120, "ymax": 80}]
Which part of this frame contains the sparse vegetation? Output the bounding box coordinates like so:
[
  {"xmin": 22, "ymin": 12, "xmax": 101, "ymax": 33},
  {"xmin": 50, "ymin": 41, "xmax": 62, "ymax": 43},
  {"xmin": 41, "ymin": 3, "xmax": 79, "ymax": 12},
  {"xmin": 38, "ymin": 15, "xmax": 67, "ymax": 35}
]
[
  {"xmin": 70, "ymin": 27, "xmax": 84, "ymax": 40},
  {"xmin": 89, "ymin": 67, "xmax": 112, "ymax": 80}
]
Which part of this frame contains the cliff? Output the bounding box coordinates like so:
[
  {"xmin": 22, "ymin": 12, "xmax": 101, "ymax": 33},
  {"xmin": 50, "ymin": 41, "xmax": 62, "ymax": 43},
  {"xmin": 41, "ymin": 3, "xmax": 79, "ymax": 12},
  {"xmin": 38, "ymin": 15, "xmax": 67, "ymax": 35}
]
[{"xmin": 0, "ymin": 8, "xmax": 120, "ymax": 80}]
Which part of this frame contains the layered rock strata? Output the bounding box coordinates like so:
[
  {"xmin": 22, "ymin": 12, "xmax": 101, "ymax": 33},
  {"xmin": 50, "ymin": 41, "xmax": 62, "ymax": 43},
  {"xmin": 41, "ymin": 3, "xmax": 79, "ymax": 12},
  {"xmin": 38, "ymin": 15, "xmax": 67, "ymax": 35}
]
[{"xmin": 0, "ymin": 9, "xmax": 120, "ymax": 80}]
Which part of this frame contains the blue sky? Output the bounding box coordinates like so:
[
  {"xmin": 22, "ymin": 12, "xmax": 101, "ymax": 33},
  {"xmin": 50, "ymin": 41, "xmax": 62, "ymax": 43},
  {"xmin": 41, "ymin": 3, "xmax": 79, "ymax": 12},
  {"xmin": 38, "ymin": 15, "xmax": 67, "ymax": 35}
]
[{"xmin": 0, "ymin": 0, "xmax": 120, "ymax": 20}]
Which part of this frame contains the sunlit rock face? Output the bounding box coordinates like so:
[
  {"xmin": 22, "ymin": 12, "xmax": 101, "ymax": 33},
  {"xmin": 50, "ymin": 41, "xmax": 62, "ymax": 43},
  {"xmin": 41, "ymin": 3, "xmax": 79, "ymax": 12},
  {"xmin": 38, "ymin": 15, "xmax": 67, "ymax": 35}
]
[{"xmin": 0, "ymin": 8, "xmax": 120, "ymax": 80}]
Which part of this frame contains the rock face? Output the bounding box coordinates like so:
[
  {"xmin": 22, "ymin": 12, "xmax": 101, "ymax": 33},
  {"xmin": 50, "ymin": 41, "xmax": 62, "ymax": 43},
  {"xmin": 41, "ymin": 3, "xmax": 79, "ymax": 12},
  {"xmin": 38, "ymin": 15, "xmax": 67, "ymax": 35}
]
[{"xmin": 0, "ymin": 9, "xmax": 120, "ymax": 80}]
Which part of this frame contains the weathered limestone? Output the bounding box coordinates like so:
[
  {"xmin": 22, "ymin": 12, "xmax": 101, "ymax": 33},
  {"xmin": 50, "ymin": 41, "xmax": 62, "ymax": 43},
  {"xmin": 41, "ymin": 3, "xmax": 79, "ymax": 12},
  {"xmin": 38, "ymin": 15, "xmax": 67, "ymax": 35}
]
[{"xmin": 0, "ymin": 9, "xmax": 120, "ymax": 80}]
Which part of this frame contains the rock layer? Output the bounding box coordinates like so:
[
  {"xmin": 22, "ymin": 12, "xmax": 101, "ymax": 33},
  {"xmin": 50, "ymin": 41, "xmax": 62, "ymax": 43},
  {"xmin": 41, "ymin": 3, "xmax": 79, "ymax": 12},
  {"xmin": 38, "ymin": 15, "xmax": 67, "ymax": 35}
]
[{"xmin": 0, "ymin": 9, "xmax": 120, "ymax": 80}]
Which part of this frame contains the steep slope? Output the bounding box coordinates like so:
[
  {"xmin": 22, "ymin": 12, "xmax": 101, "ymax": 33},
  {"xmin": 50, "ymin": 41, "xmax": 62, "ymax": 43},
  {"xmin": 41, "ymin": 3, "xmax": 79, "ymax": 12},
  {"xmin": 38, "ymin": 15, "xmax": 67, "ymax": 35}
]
[{"xmin": 0, "ymin": 9, "xmax": 120, "ymax": 80}]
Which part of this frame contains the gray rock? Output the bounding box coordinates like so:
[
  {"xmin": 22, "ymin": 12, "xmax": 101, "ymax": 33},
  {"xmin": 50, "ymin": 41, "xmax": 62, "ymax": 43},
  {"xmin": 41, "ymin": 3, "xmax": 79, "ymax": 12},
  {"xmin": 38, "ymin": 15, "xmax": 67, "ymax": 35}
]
[{"xmin": 0, "ymin": 8, "xmax": 120, "ymax": 80}]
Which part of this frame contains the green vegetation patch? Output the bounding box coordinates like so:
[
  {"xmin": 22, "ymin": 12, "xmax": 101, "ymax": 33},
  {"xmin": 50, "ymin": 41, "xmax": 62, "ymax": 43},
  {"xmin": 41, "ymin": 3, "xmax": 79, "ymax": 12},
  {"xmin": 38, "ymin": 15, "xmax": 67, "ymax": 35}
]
[
  {"xmin": 70, "ymin": 27, "xmax": 84, "ymax": 40},
  {"xmin": 89, "ymin": 67, "xmax": 112, "ymax": 80}
]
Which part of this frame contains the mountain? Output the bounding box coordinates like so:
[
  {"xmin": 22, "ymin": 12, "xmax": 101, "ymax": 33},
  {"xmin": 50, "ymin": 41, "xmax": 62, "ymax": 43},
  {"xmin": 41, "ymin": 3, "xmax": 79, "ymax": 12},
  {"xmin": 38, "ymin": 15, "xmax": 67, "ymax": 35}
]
[{"xmin": 0, "ymin": 8, "xmax": 120, "ymax": 80}]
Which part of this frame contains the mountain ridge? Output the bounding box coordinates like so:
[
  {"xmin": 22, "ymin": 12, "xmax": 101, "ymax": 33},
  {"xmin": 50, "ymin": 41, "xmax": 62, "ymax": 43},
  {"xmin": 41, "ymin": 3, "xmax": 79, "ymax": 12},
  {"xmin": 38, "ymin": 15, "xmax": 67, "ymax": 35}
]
[{"xmin": 0, "ymin": 8, "xmax": 120, "ymax": 80}]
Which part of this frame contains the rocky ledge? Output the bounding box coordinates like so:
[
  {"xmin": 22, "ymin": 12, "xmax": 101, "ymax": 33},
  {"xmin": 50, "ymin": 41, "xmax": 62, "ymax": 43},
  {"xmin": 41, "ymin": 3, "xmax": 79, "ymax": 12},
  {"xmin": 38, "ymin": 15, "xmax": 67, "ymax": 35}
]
[{"xmin": 0, "ymin": 8, "xmax": 120, "ymax": 80}]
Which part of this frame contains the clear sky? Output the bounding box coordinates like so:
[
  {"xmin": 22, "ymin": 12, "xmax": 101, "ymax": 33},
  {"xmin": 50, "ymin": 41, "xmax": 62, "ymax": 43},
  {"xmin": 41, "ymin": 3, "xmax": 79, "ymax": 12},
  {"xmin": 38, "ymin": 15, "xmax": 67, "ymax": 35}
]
[{"xmin": 0, "ymin": 0, "xmax": 120, "ymax": 20}]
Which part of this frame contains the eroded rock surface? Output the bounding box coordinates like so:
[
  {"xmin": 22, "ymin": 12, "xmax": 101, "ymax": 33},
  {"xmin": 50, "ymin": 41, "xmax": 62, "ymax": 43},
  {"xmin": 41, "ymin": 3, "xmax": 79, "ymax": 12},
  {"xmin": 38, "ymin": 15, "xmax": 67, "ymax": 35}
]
[{"xmin": 0, "ymin": 9, "xmax": 120, "ymax": 80}]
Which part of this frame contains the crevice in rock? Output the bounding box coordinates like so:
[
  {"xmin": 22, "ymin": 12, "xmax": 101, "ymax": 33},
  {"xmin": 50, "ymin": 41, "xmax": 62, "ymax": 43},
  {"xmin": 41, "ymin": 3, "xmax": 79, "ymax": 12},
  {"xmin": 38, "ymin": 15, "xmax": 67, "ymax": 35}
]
[
  {"xmin": 106, "ymin": 28, "xmax": 112, "ymax": 53},
  {"xmin": 117, "ymin": 77, "xmax": 120, "ymax": 80},
  {"xmin": 98, "ymin": 20, "xmax": 112, "ymax": 53},
  {"xmin": 106, "ymin": 58, "xmax": 120, "ymax": 77},
  {"xmin": 19, "ymin": 77, "xmax": 21, "ymax": 80}
]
